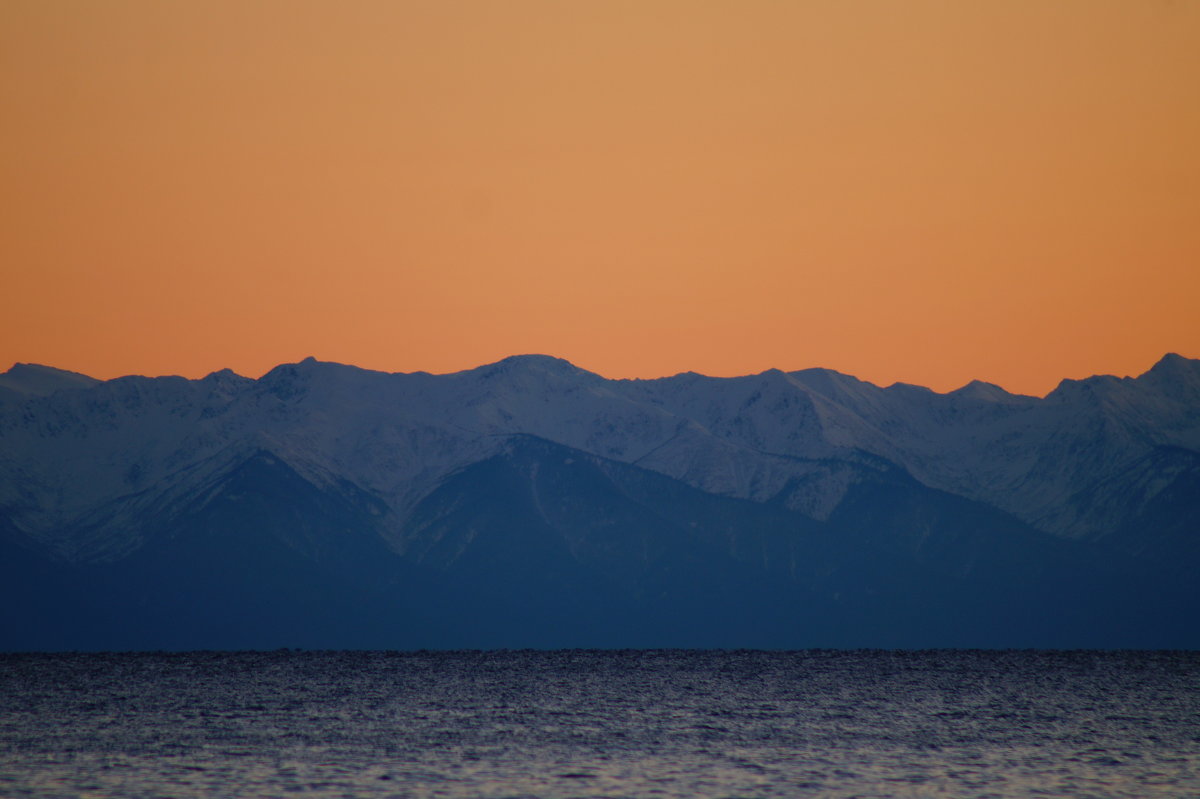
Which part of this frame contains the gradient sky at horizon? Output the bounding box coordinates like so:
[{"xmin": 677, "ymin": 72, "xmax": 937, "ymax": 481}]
[{"xmin": 3, "ymin": 0, "xmax": 1198, "ymax": 396}]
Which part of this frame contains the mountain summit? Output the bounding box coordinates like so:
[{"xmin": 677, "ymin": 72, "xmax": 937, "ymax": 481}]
[
  {"xmin": 0, "ymin": 363, "xmax": 100, "ymax": 399},
  {"xmin": 1, "ymin": 354, "xmax": 1197, "ymax": 650}
]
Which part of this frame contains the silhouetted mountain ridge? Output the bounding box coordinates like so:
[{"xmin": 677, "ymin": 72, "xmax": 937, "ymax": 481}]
[{"xmin": 1, "ymin": 354, "xmax": 1197, "ymax": 649}]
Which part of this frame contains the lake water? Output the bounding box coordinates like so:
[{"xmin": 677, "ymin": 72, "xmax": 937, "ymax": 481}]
[{"xmin": 1, "ymin": 650, "xmax": 1198, "ymax": 798}]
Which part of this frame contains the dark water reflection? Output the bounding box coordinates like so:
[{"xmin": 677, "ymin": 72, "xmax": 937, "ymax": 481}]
[{"xmin": 1, "ymin": 650, "xmax": 1197, "ymax": 797}]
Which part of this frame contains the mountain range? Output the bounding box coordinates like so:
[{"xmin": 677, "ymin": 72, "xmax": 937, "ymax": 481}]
[{"xmin": 1, "ymin": 353, "xmax": 1197, "ymax": 650}]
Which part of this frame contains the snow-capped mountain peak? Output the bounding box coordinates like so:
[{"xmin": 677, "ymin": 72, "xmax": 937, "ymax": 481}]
[
  {"xmin": 0, "ymin": 363, "xmax": 100, "ymax": 399},
  {"xmin": 1, "ymin": 353, "xmax": 1197, "ymax": 563}
]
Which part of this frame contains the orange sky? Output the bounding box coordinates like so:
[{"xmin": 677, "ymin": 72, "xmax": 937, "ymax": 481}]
[{"xmin": 2, "ymin": 0, "xmax": 1198, "ymax": 395}]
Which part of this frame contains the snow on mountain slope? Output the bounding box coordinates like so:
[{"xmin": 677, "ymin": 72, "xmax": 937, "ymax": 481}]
[
  {"xmin": 1, "ymin": 354, "xmax": 1197, "ymax": 561},
  {"xmin": 0, "ymin": 364, "xmax": 100, "ymax": 401},
  {"xmin": 622, "ymin": 354, "xmax": 1200, "ymax": 537}
]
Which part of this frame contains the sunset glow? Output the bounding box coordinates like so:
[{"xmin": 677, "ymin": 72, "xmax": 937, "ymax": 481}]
[{"xmin": 3, "ymin": 0, "xmax": 1198, "ymax": 395}]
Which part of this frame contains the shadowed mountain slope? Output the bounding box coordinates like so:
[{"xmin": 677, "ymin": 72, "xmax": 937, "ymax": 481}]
[{"xmin": 1, "ymin": 354, "xmax": 1197, "ymax": 649}]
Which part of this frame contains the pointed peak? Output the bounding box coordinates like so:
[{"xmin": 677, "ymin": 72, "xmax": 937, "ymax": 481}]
[
  {"xmin": 0, "ymin": 363, "xmax": 101, "ymax": 397},
  {"xmin": 1144, "ymin": 352, "xmax": 1197, "ymax": 377},
  {"xmin": 261, "ymin": 356, "xmax": 347, "ymax": 377},
  {"xmin": 885, "ymin": 381, "xmax": 934, "ymax": 395},
  {"xmin": 201, "ymin": 368, "xmax": 252, "ymax": 392},
  {"xmin": 3, "ymin": 362, "xmax": 96, "ymax": 380},
  {"xmin": 257, "ymin": 360, "xmax": 323, "ymax": 400},
  {"xmin": 747, "ymin": 367, "xmax": 790, "ymax": 385},
  {"xmin": 1046, "ymin": 373, "xmax": 1128, "ymax": 402},
  {"xmin": 202, "ymin": 367, "xmax": 245, "ymax": 380},
  {"xmin": 948, "ymin": 379, "xmax": 1016, "ymax": 402},
  {"xmin": 1134, "ymin": 352, "xmax": 1200, "ymax": 400}
]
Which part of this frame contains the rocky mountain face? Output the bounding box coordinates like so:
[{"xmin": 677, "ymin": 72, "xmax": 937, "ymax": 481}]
[{"xmin": 1, "ymin": 354, "xmax": 1197, "ymax": 650}]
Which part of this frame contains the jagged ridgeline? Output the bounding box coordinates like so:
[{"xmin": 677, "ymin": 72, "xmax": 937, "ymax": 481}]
[{"xmin": 1, "ymin": 354, "xmax": 1198, "ymax": 650}]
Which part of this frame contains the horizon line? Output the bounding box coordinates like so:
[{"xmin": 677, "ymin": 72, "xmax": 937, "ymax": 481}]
[{"xmin": 3, "ymin": 351, "xmax": 1194, "ymax": 401}]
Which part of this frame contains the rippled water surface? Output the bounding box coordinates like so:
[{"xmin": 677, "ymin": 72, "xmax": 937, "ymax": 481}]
[{"xmin": 1, "ymin": 650, "xmax": 1198, "ymax": 798}]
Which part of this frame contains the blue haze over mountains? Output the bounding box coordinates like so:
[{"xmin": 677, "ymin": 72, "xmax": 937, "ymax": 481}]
[{"xmin": 1, "ymin": 354, "xmax": 1197, "ymax": 650}]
